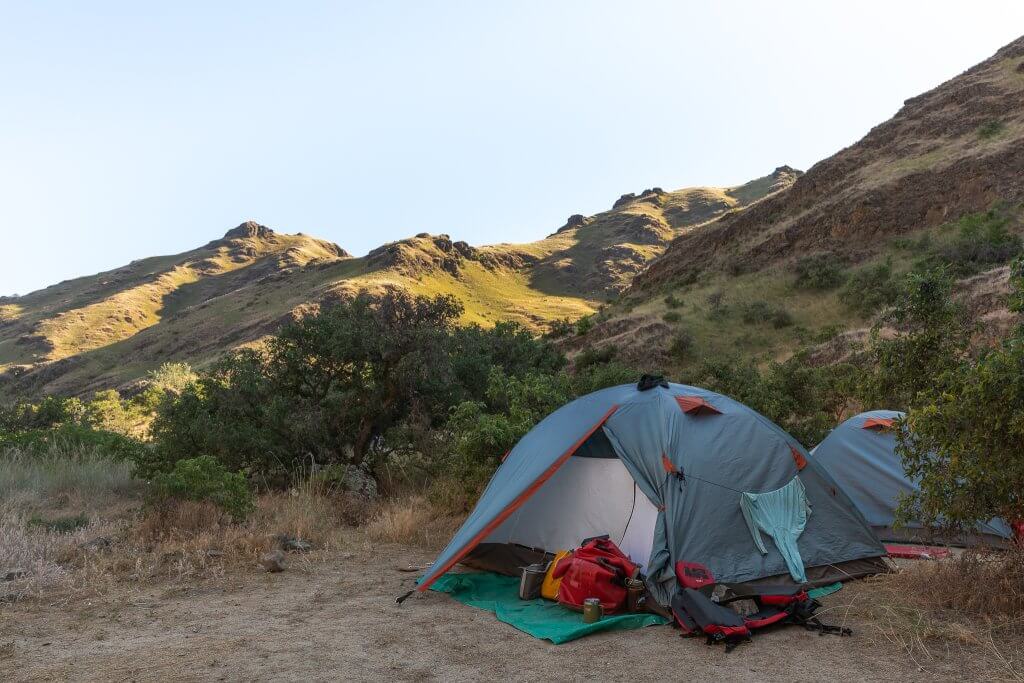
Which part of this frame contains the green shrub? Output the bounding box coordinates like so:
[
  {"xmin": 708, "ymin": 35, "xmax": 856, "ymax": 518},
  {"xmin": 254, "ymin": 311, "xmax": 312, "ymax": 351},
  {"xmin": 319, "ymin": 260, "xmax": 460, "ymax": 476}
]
[
  {"xmin": 151, "ymin": 456, "xmax": 253, "ymax": 520},
  {"xmin": 705, "ymin": 291, "xmax": 728, "ymax": 318},
  {"xmin": 28, "ymin": 513, "xmax": 89, "ymax": 533},
  {"xmin": 793, "ymin": 253, "xmax": 846, "ymax": 290},
  {"xmin": 740, "ymin": 301, "xmax": 792, "ymax": 327},
  {"xmin": 978, "ymin": 120, "xmax": 1005, "ymax": 139},
  {"xmin": 149, "ymin": 291, "xmax": 564, "ymax": 487},
  {"xmin": 575, "ymin": 345, "xmax": 617, "ymax": 370},
  {"xmin": 544, "ymin": 318, "xmax": 575, "ymax": 339},
  {"xmin": 895, "ymin": 258, "xmax": 1024, "ymax": 531},
  {"xmin": 839, "ymin": 260, "xmax": 898, "ymax": 315},
  {"xmin": 0, "ymin": 423, "xmax": 147, "ymax": 462},
  {"xmin": 668, "ymin": 331, "xmax": 694, "ymax": 361},
  {"xmin": 663, "ymin": 311, "xmax": 681, "ymax": 323},
  {"xmin": 930, "ymin": 208, "xmax": 1021, "ymax": 275},
  {"xmin": 575, "ymin": 314, "xmax": 595, "ymax": 336},
  {"xmin": 664, "ymin": 294, "xmax": 684, "ymax": 309}
]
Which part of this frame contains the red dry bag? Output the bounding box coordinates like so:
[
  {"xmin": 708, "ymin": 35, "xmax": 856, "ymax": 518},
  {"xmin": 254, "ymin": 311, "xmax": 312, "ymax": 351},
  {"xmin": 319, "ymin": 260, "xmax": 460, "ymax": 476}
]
[{"xmin": 551, "ymin": 537, "xmax": 639, "ymax": 614}]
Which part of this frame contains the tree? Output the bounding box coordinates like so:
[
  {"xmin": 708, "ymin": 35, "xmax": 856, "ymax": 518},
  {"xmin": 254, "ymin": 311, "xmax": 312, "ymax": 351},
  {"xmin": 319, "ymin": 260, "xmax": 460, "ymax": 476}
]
[
  {"xmin": 858, "ymin": 268, "xmax": 972, "ymax": 410},
  {"xmin": 895, "ymin": 257, "xmax": 1024, "ymax": 529},
  {"xmin": 150, "ymin": 289, "xmax": 566, "ymax": 486}
]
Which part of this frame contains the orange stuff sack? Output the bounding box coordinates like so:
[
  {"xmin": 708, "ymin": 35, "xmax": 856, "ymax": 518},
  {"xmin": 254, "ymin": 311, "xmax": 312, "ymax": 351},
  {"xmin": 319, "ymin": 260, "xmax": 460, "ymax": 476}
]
[{"xmin": 541, "ymin": 550, "xmax": 571, "ymax": 600}]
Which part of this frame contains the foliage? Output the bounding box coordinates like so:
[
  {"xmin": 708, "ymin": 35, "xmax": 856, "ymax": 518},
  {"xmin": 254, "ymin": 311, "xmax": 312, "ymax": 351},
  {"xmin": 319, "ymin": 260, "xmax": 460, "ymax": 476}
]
[
  {"xmin": 793, "ymin": 253, "xmax": 846, "ymax": 291},
  {"xmin": 664, "ymin": 293, "xmax": 684, "ymax": 309},
  {"xmin": 688, "ymin": 352, "xmax": 858, "ymax": 446},
  {"xmin": 663, "ymin": 311, "xmax": 681, "ymax": 323},
  {"xmin": 150, "ymin": 290, "xmax": 565, "ymax": 486},
  {"xmin": 977, "ymin": 119, "xmax": 1005, "ymax": 139},
  {"xmin": 575, "ymin": 314, "xmax": 595, "ymax": 336},
  {"xmin": 574, "ymin": 345, "xmax": 618, "ymax": 370},
  {"xmin": 930, "ymin": 208, "xmax": 1021, "ymax": 276},
  {"xmin": 544, "ymin": 318, "xmax": 575, "ymax": 339},
  {"xmin": 28, "ymin": 513, "xmax": 90, "ymax": 534},
  {"xmin": 859, "ymin": 268, "xmax": 971, "ymax": 410},
  {"xmin": 894, "ymin": 256, "xmax": 1024, "ymax": 530},
  {"xmin": 151, "ymin": 455, "xmax": 254, "ymax": 520},
  {"xmin": 668, "ymin": 331, "xmax": 694, "ymax": 361},
  {"xmin": 740, "ymin": 301, "xmax": 793, "ymax": 328},
  {"xmin": 439, "ymin": 362, "xmax": 636, "ymax": 509},
  {"xmin": 839, "ymin": 259, "xmax": 898, "ymax": 316}
]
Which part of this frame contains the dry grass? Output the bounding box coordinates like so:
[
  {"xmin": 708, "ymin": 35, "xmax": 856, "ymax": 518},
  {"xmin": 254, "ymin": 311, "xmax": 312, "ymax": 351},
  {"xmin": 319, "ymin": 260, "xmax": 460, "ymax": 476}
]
[
  {"xmin": 364, "ymin": 494, "xmax": 462, "ymax": 549},
  {"xmin": 0, "ymin": 444, "xmax": 142, "ymax": 506},
  {"xmin": 832, "ymin": 551, "xmax": 1024, "ymax": 680}
]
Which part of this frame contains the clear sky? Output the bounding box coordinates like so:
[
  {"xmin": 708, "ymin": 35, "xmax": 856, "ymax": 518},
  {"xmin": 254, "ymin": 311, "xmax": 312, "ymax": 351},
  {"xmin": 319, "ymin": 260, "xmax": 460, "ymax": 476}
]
[{"xmin": 2, "ymin": 2, "xmax": 1023, "ymax": 296}]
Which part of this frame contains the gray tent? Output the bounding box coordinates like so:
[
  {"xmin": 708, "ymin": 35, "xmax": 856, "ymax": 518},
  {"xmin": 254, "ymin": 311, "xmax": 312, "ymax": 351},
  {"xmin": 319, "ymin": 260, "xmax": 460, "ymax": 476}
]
[
  {"xmin": 419, "ymin": 382, "xmax": 887, "ymax": 605},
  {"xmin": 812, "ymin": 410, "xmax": 1012, "ymax": 544}
]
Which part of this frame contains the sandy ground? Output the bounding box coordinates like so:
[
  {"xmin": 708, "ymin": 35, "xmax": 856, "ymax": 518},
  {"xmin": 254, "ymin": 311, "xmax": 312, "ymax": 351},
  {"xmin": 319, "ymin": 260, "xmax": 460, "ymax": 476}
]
[{"xmin": 0, "ymin": 542, "xmax": 998, "ymax": 682}]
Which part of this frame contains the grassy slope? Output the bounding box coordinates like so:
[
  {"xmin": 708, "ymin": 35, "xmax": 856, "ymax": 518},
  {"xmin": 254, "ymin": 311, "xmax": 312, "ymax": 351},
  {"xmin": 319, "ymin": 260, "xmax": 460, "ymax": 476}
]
[
  {"xmin": 572, "ymin": 38, "xmax": 1024, "ymax": 372},
  {"xmin": 0, "ymin": 169, "xmax": 795, "ymax": 397}
]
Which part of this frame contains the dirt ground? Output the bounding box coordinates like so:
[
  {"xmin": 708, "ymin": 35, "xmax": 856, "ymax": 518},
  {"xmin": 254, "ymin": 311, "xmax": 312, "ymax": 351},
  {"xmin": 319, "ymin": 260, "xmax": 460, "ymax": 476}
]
[{"xmin": 0, "ymin": 541, "xmax": 1003, "ymax": 682}]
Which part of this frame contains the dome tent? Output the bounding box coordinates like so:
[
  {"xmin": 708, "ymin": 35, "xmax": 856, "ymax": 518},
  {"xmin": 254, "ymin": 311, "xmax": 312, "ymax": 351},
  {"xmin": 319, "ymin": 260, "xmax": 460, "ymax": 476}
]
[
  {"xmin": 418, "ymin": 381, "xmax": 887, "ymax": 606},
  {"xmin": 812, "ymin": 410, "xmax": 1012, "ymax": 544}
]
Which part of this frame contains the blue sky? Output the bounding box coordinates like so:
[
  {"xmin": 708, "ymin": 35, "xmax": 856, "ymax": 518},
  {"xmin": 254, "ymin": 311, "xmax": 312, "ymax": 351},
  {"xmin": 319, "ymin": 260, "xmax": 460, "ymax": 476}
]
[{"xmin": 2, "ymin": 2, "xmax": 1023, "ymax": 296}]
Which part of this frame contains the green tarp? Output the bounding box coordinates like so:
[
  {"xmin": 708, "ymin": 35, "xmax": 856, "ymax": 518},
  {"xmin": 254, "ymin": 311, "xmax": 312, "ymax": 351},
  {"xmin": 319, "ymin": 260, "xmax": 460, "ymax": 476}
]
[
  {"xmin": 430, "ymin": 572, "xmax": 669, "ymax": 644},
  {"xmin": 807, "ymin": 581, "xmax": 842, "ymax": 600}
]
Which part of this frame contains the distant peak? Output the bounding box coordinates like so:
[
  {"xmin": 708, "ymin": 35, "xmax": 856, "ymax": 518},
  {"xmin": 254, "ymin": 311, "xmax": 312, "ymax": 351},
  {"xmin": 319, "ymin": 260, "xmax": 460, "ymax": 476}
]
[
  {"xmin": 223, "ymin": 221, "xmax": 274, "ymax": 240},
  {"xmin": 771, "ymin": 165, "xmax": 801, "ymax": 177}
]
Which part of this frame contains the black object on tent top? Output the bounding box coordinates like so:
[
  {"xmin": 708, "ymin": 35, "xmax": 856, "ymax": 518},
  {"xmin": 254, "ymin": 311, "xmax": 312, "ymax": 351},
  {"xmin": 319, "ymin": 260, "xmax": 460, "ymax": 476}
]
[{"xmin": 637, "ymin": 374, "xmax": 669, "ymax": 391}]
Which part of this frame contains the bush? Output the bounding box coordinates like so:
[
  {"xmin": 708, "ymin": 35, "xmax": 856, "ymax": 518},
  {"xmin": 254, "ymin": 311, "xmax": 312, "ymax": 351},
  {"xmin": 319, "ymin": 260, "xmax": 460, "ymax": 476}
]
[
  {"xmin": 858, "ymin": 268, "xmax": 971, "ymax": 410},
  {"xmin": 978, "ymin": 120, "xmax": 1005, "ymax": 139},
  {"xmin": 151, "ymin": 456, "xmax": 254, "ymax": 521},
  {"xmin": 894, "ymin": 257, "xmax": 1024, "ymax": 531},
  {"xmin": 668, "ymin": 331, "xmax": 694, "ymax": 361},
  {"xmin": 663, "ymin": 311, "xmax": 681, "ymax": 323},
  {"xmin": 740, "ymin": 301, "xmax": 792, "ymax": 328},
  {"xmin": 688, "ymin": 352, "xmax": 857, "ymax": 446},
  {"xmin": 705, "ymin": 291, "xmax": 727, "ymax": 318},
  {"xmin": 544, "ymin": 318, "xmax": 575, "ymax": 339},
  {"xmin": 575, "ymin": 314, "xmax": 595, "ymax": 336},
  {"xmin": 28, "ymin": 513, "xmax": 89, "ymax": 534},
  {"xmin": 574, "ymin": 345, "xmax": 617, "ymax": 370},
  {"xmin": 664, "ymin": 294, "xmax": 684, "ymax": 309},
  {"xmin": 150, "ymin": 291, "xmax": 564, "ymax": 486},
  {"xmin": 839, "ymin": 259, "xmax": 898, "ymax": 315},
  {"xmin": 793, "ymin": 253, "xmax": 846, "ymax": 290},
  {"xmin": 930, "ymin": 208, "xmax": 1021, "ymax": 275}
]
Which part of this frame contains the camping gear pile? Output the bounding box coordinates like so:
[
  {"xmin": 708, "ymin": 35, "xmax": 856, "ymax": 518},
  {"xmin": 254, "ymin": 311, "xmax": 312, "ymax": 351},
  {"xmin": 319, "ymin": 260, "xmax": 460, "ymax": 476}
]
[
  {"xmin": 669, "ymin": 560, "xmax": 850, "ymax": 652},
  {"xmin": 409, "ymin": 377, "xmax": 995, "ymax": 648}
]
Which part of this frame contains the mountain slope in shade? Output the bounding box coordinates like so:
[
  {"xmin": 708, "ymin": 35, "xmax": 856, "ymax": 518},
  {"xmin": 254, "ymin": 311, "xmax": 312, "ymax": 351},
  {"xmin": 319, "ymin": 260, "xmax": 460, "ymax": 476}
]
[
  {"xmin": 572, "ymin": 35, "xmax": 1024, "ymax": 368},
  {"xmin": 0, "ymin": 169, "xmax": 795, "ymax": 398}
]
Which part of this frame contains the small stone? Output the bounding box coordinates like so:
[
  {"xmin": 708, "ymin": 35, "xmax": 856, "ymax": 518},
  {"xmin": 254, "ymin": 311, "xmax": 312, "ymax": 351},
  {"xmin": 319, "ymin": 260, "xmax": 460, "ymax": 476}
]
[
  {"xmin": 1, "ymin": 569, "xmax": 27, "ymax": 582},
  {"xmin": 260, "ymin": 550, "xmax": 287, "ymax": 573}
]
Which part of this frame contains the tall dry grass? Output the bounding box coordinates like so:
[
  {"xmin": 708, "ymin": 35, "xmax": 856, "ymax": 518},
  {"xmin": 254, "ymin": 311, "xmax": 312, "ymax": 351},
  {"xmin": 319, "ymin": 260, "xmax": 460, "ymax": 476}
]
[
  {"xmin": 364, "ymin": 494, "xmax": 462, "ymax": 549},
  {"xmin": 835, "ymin": 549, "xmax": 1024, "ymax": 680},
  {"xmin": 0, "ymin": 443, "xmax": 142, "ymax": 507}
]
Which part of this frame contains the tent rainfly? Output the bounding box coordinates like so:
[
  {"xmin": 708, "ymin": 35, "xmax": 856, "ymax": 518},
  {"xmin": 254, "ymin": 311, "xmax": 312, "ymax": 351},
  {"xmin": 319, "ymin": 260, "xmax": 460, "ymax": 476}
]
[
  {"xmin": 418, "ymin": 381, "xmax": 888, "ymax": 606},
  {"xmin": 812, "ymin": 409, "xmax": 1013, "ymax": 545}
]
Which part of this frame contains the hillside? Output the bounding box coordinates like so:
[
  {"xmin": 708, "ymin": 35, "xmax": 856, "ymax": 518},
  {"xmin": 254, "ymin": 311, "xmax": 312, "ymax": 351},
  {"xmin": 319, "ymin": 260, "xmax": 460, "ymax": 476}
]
[
  {"xmin": 0, "ymin": 170, "xmax": 795, "ymax": 398},
  {"xmin": 569, "ymin": 35, "xmax": 1024, "ymax": 368}
]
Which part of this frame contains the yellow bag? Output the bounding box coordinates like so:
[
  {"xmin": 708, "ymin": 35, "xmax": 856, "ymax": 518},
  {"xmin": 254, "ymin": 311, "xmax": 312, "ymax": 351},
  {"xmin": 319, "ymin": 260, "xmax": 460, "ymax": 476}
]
[{"xmin": 541, "ymin": 550, "xmax": 572, "ymax": 600}]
